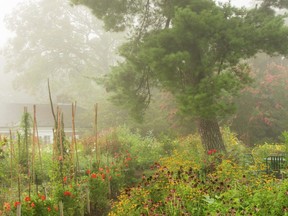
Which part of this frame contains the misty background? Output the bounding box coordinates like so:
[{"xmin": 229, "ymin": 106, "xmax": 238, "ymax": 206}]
[{"xmin": 1, "ymin": 0, "xmax": 288, "ymax": 145}]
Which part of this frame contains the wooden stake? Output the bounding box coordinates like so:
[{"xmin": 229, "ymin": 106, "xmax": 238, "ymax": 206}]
[
  {"xmin": 94, "ymin": 104, "xmax": 98, "ymax": 162},
  {"xmin": 9, "ymin": 130, "xmax": 14, "ymax": 188},
  {"xmin": 31, "ymin": 105, "xmax": 36, "ymax": 185},
  {"xmin": 72, "ymin": 102, "xmax": 79, "ymax": 181},
  {"xmin": 59, "ymin": 201, "xmax": 64, "ymax": 216},
  {"xmin": 17, "ymin": 174, "xmax": 21, "ymax": 203},
  {"xmin": 86, "ymin": 187, "xmax": 91, "ymax": 215},
  {"xmin": 35, "ymin": 111, "xmax": 43, "ymax": 179},
  {"xmin": 16, "ymin": 204, "xmax": 21, "ymax": 216}
]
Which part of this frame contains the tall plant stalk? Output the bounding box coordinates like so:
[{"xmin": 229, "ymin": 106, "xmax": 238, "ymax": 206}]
[
  {"xmin": 34, "ymin": 105, "xmax": 43, "ymax": 179},
  {"xmin": 72, "ymin": 102, "xmax": 79, "ymax": 181}
]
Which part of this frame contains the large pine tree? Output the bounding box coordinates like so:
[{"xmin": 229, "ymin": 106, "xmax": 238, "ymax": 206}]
[{"xmin": 72, "ymin": 0, "xmax": 288, "ymax": 153}]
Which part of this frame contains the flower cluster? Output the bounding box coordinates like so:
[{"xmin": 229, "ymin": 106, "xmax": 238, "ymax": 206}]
[
  {"xmin": 63, "ymin": 191, "xmax": 72, "ymax": 197},
  {"xmin": 208, "ymin": 149, "xmax": 217, "ymax": 155}
]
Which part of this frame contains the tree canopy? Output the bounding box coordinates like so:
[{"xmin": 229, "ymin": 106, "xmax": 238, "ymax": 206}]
[{"xmin": 72, "ymin": 0, "xmax": 288, "ymax": 152}]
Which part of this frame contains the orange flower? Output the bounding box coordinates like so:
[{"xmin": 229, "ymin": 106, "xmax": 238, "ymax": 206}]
[
  {"xmin": 31, "ymin": 202, "xmax": 35, "ymax": 208},
  {"xmin": 54, "ymin": 205, "xmax": 59, "ymax": 211},
  {"xmin": 4, "ymin": 202, "xmax": 11, "ymax": 211},
  {"xmin": 91, "ymin": 173, "xmax": 97, "ymax": 179},
  {"xmin": 99, "ymin": 167, "xmax": 104, "ymax": 172},
  {"xmin": 24, "ymin": 196, "xmax": 31, "ymax": 202}
]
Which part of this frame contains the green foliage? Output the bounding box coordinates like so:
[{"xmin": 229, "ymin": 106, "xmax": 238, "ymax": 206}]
[
  {"xmin": 18, "ymin": 111, "xmax": 32, "ymax": 171},
  {"xmin": 0, "ymin": 137, "xmax": 10, "ymax": 188},
  {"xmin": 108, "ymin": 130, "xmax": 288, "ymax": 216},
  {"xmin": 4, "ymin": 124, "xmax": 288, "ymax": 215},
  {"xmin": 109, "ymin": 158, "xmax": 288, "ymax": 216},
  {"xmin": 75, "ymin": 0, "xmax": 288, "ymax": 121},
  {"xmin": 72, "ymin": 0, "xmax": 288, "ymax": 152},
  {"xmin": 252, "ymin": 143, "xmax": 285, "ymax": 165}
]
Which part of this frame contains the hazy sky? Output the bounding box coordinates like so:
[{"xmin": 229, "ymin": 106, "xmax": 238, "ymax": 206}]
[
  {"xmin": 0, "ymin": 0, "xmax": 252, "ymax": 48},
  {"xmin": 0, "ymin": 0, "xmax": 23, "ymax": 47}
]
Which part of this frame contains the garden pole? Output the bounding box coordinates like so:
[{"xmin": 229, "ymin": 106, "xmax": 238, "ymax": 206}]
[
  {"xmin": 59, "ymin": 201, "xmax": 64, "ymax": 216},
  {"xmin": 106, "ymin": 138, "xmax": 111, "ymax": 198},
  {"xmin": 17, "ymin": 174, "xmax": 21, "ymax": 204},
  {"xmin": 72, "ymin": 102, "xmax": 79, "ymax": 181},
  {"xmin": 86, "ymin": 187, "xmax": 91, "ymax": 215},
  {"xmin": 32, "ymin": 105, "xmax": 36, "ymax": 185},
  {"xmin": 16, "ymin": 204, "xmax": 21, "ymax": 216},
  {"xmin": 9, "ymin": 129, "xmax": 14, "ymax": 188},
  {"xmin": 35, "ymin": 109, "xmax": 43, "ymax": 183},
  {"xmin": 94, "ymin": 103, "xmax": 98, "ymax": 163}
]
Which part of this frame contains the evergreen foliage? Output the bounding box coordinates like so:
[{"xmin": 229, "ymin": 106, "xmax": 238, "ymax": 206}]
[{"xmin": 72, "ymin": 0, "xmax": 288, "ymax": 152}]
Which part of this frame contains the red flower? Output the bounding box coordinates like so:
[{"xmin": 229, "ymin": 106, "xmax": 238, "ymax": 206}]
[
  {"xmin": 63, "ymin": 191, "xmax": 72, "ymax": 197},
  {"xmin": 63, "ymin": 176, "xmax": 67, "ymax": 183},
  {"xmin": 47, "ymin": 206, "xmax": 51, "ymax": 212},
  {"xmin": 40, "ymin": 195, "xmax": 46, "ymax": 201},
  {"xmin": 24, "ymin": 196, "xmax": 31, "ymax": 202},
  {"xmin": 14, "ymin": 201, "xmax": 21, "ymax": 208},
  {"xmin": 99, "ymin": 167, "xmax": 104, "ymax": 172},
  {"xmin": 86, "ymin": 169, "xmax": 91, "ymax": 175},
  {"xmin": 101, "ymin": 173, "xmax": 106, "ymax": 180},
  {"xmin": 91, "ymin": 173, "xmax": 97, "ymax": 179},
  {"xmin": 208, "ymin": 149, "xmax": 217, "ymax": 155},
  {"xmin": 31, "ymin": 202, "xmax": 35, "ymax": 208}
]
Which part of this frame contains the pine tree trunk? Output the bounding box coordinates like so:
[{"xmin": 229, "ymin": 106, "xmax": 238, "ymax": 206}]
[{"xmin": 197, "ymin": 117, "xmax": 226, "ymax": 153}]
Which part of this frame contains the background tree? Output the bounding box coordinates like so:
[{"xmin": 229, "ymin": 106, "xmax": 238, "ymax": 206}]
[
  {"xmin": 3, "ymin": 0, "xmax": 122, "ymax": 106},
  {"xmin": 231, "ymin": 54, "xmax": 288, "ymax": 145},
  {"xmin": 72, "ymin": 0, "xmax": 288, "ymax": 152},
  {"xmin": 3, "ymin": 0, "xmax": 180, "ymax": 135}
]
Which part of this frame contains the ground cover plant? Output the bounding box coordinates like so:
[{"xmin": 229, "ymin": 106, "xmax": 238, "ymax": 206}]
[{"xmin": 1, "ymin": 123, "xmax": 288, "ymax": 216}]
